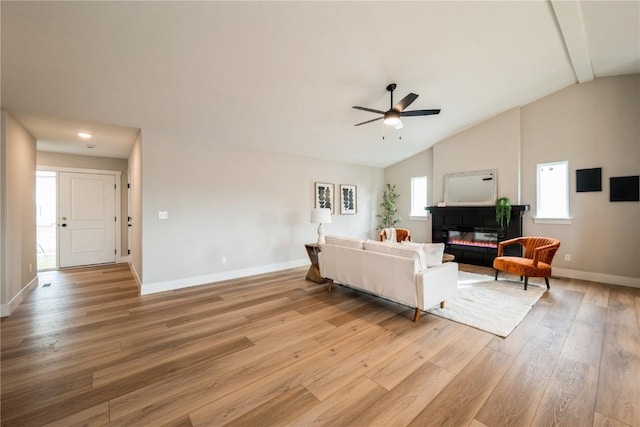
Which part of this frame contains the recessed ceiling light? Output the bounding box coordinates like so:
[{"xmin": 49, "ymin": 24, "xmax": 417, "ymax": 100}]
[{"xmin": 78, "ymin": 132, "xmax": 92, "ymax": 139}]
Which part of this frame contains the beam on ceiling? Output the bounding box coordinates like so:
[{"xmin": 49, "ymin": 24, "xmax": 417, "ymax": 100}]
[{"xmin": 551, "ymin": 0, "xmax": 594, "ymax": 83}]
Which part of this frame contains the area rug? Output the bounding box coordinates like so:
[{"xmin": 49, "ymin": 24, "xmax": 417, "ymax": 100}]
[{"xmin": 427, "ymin": 271, "xmax": 546, "ymax": 337}]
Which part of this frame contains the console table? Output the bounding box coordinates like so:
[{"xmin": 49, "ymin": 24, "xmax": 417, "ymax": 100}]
[{"xmin": 305, "ymin": 243, "xmax": 328, "ymax": 283}]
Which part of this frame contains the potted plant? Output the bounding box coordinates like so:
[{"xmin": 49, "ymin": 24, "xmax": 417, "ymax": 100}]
[
  {"xmin": 377, "ymin": 183, "xmax": 401, "ymax": 230},
  {"xmin": 495, "ymin": 197, "xmax": 511, "ymax": 228}
]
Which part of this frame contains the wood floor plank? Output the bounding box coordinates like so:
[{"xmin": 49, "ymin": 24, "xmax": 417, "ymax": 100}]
[
  {"xmin": 530, "ymin": 357, "xmax": 599, "ymax": 426},
  {"xmin": 302, "ymin": 325, "xmax": 412, "ymax": 401},
  {"xmin": 408, "ymin": 347, "xmax": 513, "ymax": 427},
  {"xmin": 365, "ymin": 318, "xmax": 459, "ymax": 390},
  {"xmin": 108, "ymin": 313, "xmax": 315, "ymax": 423},
  {"xmin": 223, "ymin": 383, "xmax": 320, "ymax": 427},
  {"xmin": 346, "ymin": 361, "xmax": 455, "ymax": 426},
  {"xmin": 42, "ymin": 402, "xmax": 110, "ymax": 427},
  {"xmin": 427, "ymin": 323, "xmax": 494, "ymax": 374},
  {"xmin": 283, "ymin": 376, "xmax": 387, "ymax": 427},
  {"xmin": 475, "ymin": 289, "xmax": 585, "ymax": 427},
  {"xmin": 1, "ymin": 263, "xmax": 637, "ymax": 427},
  {"xmin": 593, "ymin": 411, "xmax": 634, "ymax": 427}
]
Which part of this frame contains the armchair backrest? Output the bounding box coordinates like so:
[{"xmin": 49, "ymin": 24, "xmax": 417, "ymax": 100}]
[
  {"xmin": 522, "ymin": 237, "xmax": 561, "ymax": 264},
  {"xmin": 379, "ymin": 228, "xmax": 411, "ymax": 242}
]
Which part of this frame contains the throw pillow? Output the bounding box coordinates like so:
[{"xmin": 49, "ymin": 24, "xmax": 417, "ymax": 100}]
[
  {"xmin": 324, "ymin": 235, "xmax": 365, "ymax": 249},
  {"xmin": 423, "ymin": 243, "xmax": 445, "ymax": 267},
  {"xmin": 364, "ymin": 240, "xmax": 427, "ymax": 270}
]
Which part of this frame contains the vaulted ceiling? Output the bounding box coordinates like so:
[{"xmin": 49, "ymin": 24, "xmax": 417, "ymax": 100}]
[{"xmin": 2, "ymin": 1, "xmax": 639, "ymax": 168}]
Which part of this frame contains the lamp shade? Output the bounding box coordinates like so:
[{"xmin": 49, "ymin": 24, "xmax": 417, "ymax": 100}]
[{"xmin": 310, "ymin": 208, "xmax": 332, "ymax": 224}]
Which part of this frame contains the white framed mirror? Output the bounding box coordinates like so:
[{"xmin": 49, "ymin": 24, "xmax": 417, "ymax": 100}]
[{"xmin": 444, "ymin": 169, "xmax": 497, "ymax": 206}]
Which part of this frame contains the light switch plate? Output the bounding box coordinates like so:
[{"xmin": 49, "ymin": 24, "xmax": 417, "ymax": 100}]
[{"xmin": 158, "ymin": 211, "xmax": 168, "ymax": 220}]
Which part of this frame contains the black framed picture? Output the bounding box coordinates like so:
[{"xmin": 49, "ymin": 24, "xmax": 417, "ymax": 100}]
[
  {"xmin": 576, "ymin": 167, "xmax": 602, "ymax": 192},
  {"xmin": 610, "ymin": 176, "xmax": 639, "ymax": 202}
]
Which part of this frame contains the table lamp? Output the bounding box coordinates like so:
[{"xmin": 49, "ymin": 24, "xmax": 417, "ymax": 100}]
[{"xmin": 310, "ymin": 208, "xmax": 332, "ymax": 244}]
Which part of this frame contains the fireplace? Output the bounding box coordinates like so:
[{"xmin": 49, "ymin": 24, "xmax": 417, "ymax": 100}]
[
  {"xmin": 428, "ymin": 205, "xmax": 529, "ymax": 267},
  {"xmin": 447, "ymin": 228, "xmax": 498, "ymax": 249}
]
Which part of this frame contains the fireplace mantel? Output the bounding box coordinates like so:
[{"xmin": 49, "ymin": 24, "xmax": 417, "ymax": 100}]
[{"xmin": 427, "ymin": 205, "xmax": 530, "ymax": 267}]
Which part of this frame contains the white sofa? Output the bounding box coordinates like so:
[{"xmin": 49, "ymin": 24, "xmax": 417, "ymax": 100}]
[{"xmin": 318, "ymin": 235, "xmax": 458, "ymax": 321}]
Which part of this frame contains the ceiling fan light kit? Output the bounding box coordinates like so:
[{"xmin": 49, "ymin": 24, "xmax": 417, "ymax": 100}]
[
  {"xmin": 353, "ymin": 83, "xmax": 440, "ymax": 129},
  {"xmin": 383, "ymin": 110, "xmax": 400, "ymax": 125}
]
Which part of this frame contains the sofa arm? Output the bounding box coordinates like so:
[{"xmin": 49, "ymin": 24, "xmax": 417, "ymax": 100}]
[{"xmin": 415, "ymin": 262, "xmax": 458, "ymax": 310}]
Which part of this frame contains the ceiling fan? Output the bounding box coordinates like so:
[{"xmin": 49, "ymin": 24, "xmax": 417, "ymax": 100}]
[{"xmin": 353, "ymin": 83, "xmax": 440, "ymax": 129}]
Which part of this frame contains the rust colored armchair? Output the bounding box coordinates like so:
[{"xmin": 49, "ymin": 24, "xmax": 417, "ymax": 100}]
[
  {"xmin": 493, "ymin": 236, "xmax": 560, "ymax": 290},
  {"xmin": 379, "ymin": 228, "xmax": 411, "ymax": 242}
]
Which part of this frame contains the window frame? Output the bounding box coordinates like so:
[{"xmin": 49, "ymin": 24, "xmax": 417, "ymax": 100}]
[
  {"xmin": 535, "ymin": 160, "xmax": 572, "ymax": 224},
  {"xmin": 410, "ymin": 176, "xmax": 428, "ymax": 220}
]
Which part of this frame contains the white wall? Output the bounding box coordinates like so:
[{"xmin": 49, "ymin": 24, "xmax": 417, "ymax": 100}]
[
  {"xmin": 36, "ymin": 151, "xmax": 130, "ymax": 255},
  {"xmin": 384, "ymin": 150, "xmax": 433, "ymax": 243},
  {"xmin": 1, "ymin": 111, "xmax": 38, "ymax": 316},
  {"xmin": 420, "ymin": 74, "xmax": 639, "ymax": 286},
  {"xmin": 521, "ymin": 74, "xmax": 640, "ymax": 282},
  {"xmin": 139, "ymin": 129, "xmax": 383, "ymax": 293},
  {"xmin": 433, "ymin": 107, "xmax": 521, "ymax": 204}
]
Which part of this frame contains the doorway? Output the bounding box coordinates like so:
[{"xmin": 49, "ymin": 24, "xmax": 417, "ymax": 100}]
[{"xmin": 36, "ymin": 168, "xmax": 121, "ymax": 270}]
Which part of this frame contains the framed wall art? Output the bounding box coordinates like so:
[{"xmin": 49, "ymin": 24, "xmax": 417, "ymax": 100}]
[
  {"xmin": 340, "ymin": 184, "xmax": 357, "ymax": 214},
  {"xmin": 576, "ymin": 167, "xmax": 602, "ymax": 192},
  {"xmin": 610, "ymin": 175, "xmax": 639, "ymax": 202},
  {"xmin": 314, "ymin": 182, "xmax": 335, "ymax": 213}
]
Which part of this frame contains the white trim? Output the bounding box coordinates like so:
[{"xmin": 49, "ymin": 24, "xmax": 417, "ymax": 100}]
[
  {"xmin": 140, "ymin": 258, "xmax": 309, "ymax": 295},
  {"xmin": 118, "ymin": 255, "xmax": 131, "ymax": 263},
  {"xmin": 553, "ymin": 267, "xmax": 640, "ymax": 288},
  {"xmin": 0, "ymin": 275, "xmax": 39, "ymax": 317},
  {"xmin": 409, "ymin": 215, "xmax": 428, "ymax": 221},
  {"xmin": 533, "ymin": 217, "xmax": 572, "ymax": 225},
  {"xmin": 38, "ymin": 165, "xmax": 120, "ymax": 175},
  {"xmin": 536, "ymin": 160, "xmax": 569, "ymax": 220},
  {"xmin": 129, "ymin": 261, "xmax": 142, "ymax": 291}
]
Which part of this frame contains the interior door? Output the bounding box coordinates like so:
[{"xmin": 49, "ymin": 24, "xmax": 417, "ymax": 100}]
[{"xmin": 59, "ymin": 172, "xmax": 116, "ymax": 268}]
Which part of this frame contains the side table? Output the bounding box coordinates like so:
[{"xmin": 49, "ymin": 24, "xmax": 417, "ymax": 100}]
[{"xmin": 305, "ymin": 243, "xmax": 328, "ymax": 283}]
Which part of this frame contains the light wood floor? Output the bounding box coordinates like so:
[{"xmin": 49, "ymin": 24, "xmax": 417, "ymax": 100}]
[{"xmin": 1, "ymin": 263, "xmax": 639, "ymax": 427}]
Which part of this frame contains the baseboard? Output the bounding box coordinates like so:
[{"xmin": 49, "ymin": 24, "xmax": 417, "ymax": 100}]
[
  {"xmin": 553, "ymin": 267, "xmax": 640, "ymax": 288},
  {"xmin": 140, "ymin": 258, "xmax": 309, "ymax": 295},
  {"xmin": 118, "ymin": 255, "xmax": 131, "ymax": 263},
  {"xmin": 129, "ymin": 262, "xmax": 142, "ymax": 291},
  {"xmin": 0, "ymin": 275, "xmax": 39, "ymax": 317}
]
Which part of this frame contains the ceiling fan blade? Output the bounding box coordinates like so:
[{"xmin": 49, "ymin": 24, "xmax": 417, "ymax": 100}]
[
  {"xmin": 354, "ymin": 117, "xmax": 383, "ymax": 126},
  {"xmin": 393, "ymin": 93, "xmax": 419, "ymax": 112},
  {"xmin": 400, "ymin": 109, "xmax": 441, "ymax": 117},
  {"xmin": 353, "ymin": 106, "xmax": 386, "ymax": 114}
]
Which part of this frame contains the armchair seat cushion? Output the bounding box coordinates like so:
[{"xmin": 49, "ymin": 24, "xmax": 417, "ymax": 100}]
[{"xmin": 493, "ymin": 256, "xmax": 552, "ymax": 278}]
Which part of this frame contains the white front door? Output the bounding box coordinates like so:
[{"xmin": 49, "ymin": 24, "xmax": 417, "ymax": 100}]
[{"xmin": 59, "ymin": 172, "xmax": 116, "ymax": 268}]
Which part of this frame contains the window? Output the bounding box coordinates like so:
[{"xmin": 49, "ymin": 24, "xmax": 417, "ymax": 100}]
[
  {"xmin": 410, "ymin": 176, "xmax": 428, "ymax": 218},
  {"xmin": 536, "ymin": 161, "xmax": 570, "ymax": 222}
]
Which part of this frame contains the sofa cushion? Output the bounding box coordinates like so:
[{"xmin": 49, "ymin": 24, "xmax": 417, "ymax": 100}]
[
  {"xmin": 423, "ymin": 243, "xmax": 445, "ymax": 267},
  {"xmin": 364, "ymin": 240, "xmax": 426, "ymax": 270},
  {"xmin": 324, "ymin": 235, "xmax": 365, "ymax": 249},
  {"xmin": 400, "ymin": 241, "xmax": 424, "ymax": 251}
]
